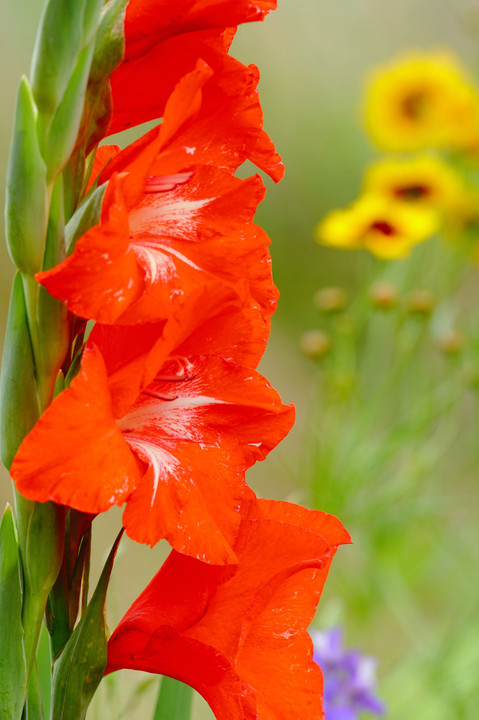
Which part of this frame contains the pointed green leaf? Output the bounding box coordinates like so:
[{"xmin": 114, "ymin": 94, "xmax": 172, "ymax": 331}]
[
  {"xmin": 50, "ymin": 532, "xmax": 123, "ymax": 720},
  {"xmin": 47, "ymin": 520, "xmax": 92, "ymax": 660},
  {"xmin": 65, "ymin": 183, "xmax": 107, "ymax": 254},
  {"xmin": 153, "ymin": 678, "xmax": 194, "ymax": 720},
  {"xmin": 5, "ymin": 78, "xmax": 48, "ymax": 275},
  {"xmin": 90, "ymin": 0, "xmax": 128, "ymax": 91},
  {"xmin": 83, "ymin": 0, "xmax": 108, "ymax": 42},
  {"xmin": 35, "ymin": 179, "xmax": 70, "ymax": 409},
  {"xmin": 37, "ymin": 623, "xmax": 53, "ymax": 719},
  {"xmin": 0, "ymin": 504, "xmax": 27, "ymax": 720},
  {"xmin": 25, "ymin": 664, "xmax": 45, "ymax": 720},
  {"xmin": 14, "ymin": 495, "xmax": 65, "ymax": 602},
  {"xmin": 44, "ymin": 44, "xmax": 96, "ymax": 184},
  {"xmin": 82, "ymin": 0, "xmax": 128, "ymax": 154},
  {"xmin": 30, "ymin": 0, "xmax": 102, "ymax": 116},
  {"xmin": 13, "ymin": 494, "xmax": 65, "ymax": 687},
  {"xmin": 0, "ymin": 273, "xmax": 40, "ymax": 469}
]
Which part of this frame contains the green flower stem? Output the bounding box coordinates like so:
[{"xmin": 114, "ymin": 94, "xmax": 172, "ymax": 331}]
[
  {"xmin": 1, "ymin": 1, "xmax": 130, "ymax": 715},
  {"xmin": 14, "ymin": 491, "xmax": 65, "ymax": 694},
  {"xmin": 20, "ymin": 275, "xmax": 49, "ymax": 411},
  {"xmin": 25, "ymin": 663, "xmax": 45, "ymax": 720}
]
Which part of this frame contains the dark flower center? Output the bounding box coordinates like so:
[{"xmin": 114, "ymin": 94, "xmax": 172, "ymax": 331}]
[
  {"xmin": 369, "ymin": 220, "xmax": 396, "ymax": 237},
  {"xmin": 401, "ymin": 90, "xmax": 428, "ymax": 120},
  {"xmin": 395, "ymin": 184, "xmax": 430, "ymax": 200}
]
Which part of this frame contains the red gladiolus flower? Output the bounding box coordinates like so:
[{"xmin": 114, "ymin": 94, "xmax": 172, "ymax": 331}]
[
  {"xmin": 37, "ymin": 63, "xmax": 278, "ymax": 326},
  {"xmin": 106, "ymin": 495, "xmax": 351, "ymax": 720},
  {"xmin": 11, "ymin": 337, "xmax": 294, "ymax": 562},
  {"xmin": 109, "ymin": 0, "xmax": 279, "ymax": 150}
]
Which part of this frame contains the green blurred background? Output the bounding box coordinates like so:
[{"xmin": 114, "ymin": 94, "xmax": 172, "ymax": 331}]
[{"xmin": 2, "ymin": 0, "xmax": 479, "ymax": 717}]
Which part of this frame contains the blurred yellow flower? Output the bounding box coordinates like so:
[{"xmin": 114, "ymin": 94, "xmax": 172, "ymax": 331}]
[
  {"xmin": 316, "ymin": 194, "xmax": 438, "ymax": 259},
  {"xmin": 364, "ymin": 51, "xmax": 479, "ymax": 152},
  {"xmin": 364, "ymin": 155, "xmax": 462, "ymax": 211}
]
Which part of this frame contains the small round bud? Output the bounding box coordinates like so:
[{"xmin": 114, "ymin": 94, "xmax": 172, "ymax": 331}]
[
  {"xmin": 313, "ymin": 287, "xmax": 348, "ymax": 313},
  {"xmin": 405, "ymin": 289, "xmax": 436, "ymax": 315},
  {"xmin": 436, "ymin": 329, "xmax": 465, "ymax": 355},
  {"xmin": 300, "ymin": 330, "xmax": 331, "ymax": 358},
  {"xmin": 369, "ymin": 281, "xmax": 398, "ymax": 310}
]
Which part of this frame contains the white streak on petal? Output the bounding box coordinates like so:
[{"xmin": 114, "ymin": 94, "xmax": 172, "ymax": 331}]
[
  {"xmin": 123, "ymin": 435, "xmax": 180, "ymax": 506},
  {"xmin": 129, "ymin": 192, "xmax": 214, "ymax": 242},
  {"xmin": 119, "ymin": 395, "xmax": 227, "ymax": 443}
]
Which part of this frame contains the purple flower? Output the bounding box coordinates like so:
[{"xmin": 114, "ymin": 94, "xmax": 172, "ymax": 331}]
[{"xmin": 311, "ymin": 627, "xmax": 386, "ymax": 720}]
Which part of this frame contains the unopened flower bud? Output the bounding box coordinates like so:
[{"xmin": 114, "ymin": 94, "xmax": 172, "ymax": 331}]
[
  {"xmin": 369, "ymin": 281, "xmax": 398, "ymax": 310},
  {"xmin": 436, "ymin": 329, "xmax": 465, "ymax": 355},
  {"xmin": 314, "ymin": 286, "xmax": 348, "ymax": 313},
  {"xmin": 405, "ymin": 289, "xmax": 436, "ymax": 315},
  {"xmin": 300, "ymin": 330, "xmax": 331, "ymax": 358}
]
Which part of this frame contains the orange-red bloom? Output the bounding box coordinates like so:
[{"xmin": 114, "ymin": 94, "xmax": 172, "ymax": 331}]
[
  {"xmin": 106, "ymin": 494, "xmax": 351, "ymax": 720},
  {"xmin": 109, "ymin": 0, "xmax": 280, "ymax": 166},
  {"xmin": 37, "ymin": 63, "xmax": 278, "ymax": 326},
  {"xmin": 11, "ymin": 321, "xmax": 294, "ymax": 562}
]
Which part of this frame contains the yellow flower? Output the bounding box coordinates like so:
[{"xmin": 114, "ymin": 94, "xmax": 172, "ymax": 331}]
[
  {"xmin": 316, "ymin": 194, "xmax": 438, "ymax": 259},
  {"xmin": 364, "ymin": 51, "xmax": 479, "ymax": 152},
  {"xmin": 364, "ymin": 155, "xmax": 462, "ymax": 211}
]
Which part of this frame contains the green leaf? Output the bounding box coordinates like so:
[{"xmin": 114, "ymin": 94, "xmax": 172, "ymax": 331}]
[
  {"xmin": 83, "ymin": 0, "xmax": 108, "ymax": 43},
  {"xmin": 13, "ymin": 494, "xmax": 65, "ymax": 687},
  {"xmin": 30, "ymin": 0, "xmax": 102, "ymax": 116},
  {"xmin": 153, "ymin": 677, "xmax": 194, "ymax": 720},
  {"xmin": 82, "ymin": 0, "xmax": 129, "ymax": 153},
  {"xmin": 25, "ymin": 664, "xmax": 45, "ymax": 720},
  {"xmin": 37, "ymin": 623, "xmax": 53, "ymax": 719},
  {"xmin": 0, "ymin": 273, "xmax": 40, "ymax": 469},
  {"xmin": 46, "ymin": 517, "xmax": 92, "ymax": 660},
  {"xmin": 5, "ymin": 78, "xmax": 48, "ymax": 275},
  {"xmin": 44, "ymin": 44, "xmax": 96, "ymax": 184},
  {"xmin": 65, "ymin": 183, "xmax": 107, "ymax": 255},
  {"xmin": 0, "ymin": 504, "xmax": 27, "ymax": 720},
  {"xmin": 35, "ymin": 179, "xmax": 70, "ymax": 410},
  {"xmin": 50, "ymin": 531, "xmax": 123, "ymax": 720},
  {"xmin": 14, "ymin": 495, "xmax": 65, "ymax": 602},
  {"xmin": 90, "ymin": 0, "xmax": 128, "ymax": 92}
]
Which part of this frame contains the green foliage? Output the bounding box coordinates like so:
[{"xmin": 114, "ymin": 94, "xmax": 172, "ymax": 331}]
[
  {"xmin": 50, "ymin": 532, "xmax": 122, "ymax": 720},
  {"xmin": 5, "ymin": 78, "xmax": 48, "ymax": 275},
  {"xmin": 30, "ymin": 0, "xmax": 103, "ymax": 116},
  {"xmin": 0, "ymin": 505, "xmax": 27, "ymax": 720},
  {"xmin": 65, "ymin": 183, "xmax": 107, "ymax": 255},
  {"xmin": 82, "ymin": 0, "xmax": 128, "ymax": 152},
  {"xmin": 0, "ymin": 274, "xmax": 40, "ymax": 469},
  {"xmin": 304, "ymin": 241, "xmax": 479, "ymax": 718},
  {"xmin": 43, "ymin": 45, "xmax": 96, "ymax": 184},
  {"xmin": 153, "ymin": 678, "xmax": 194, "ymax": 720}
]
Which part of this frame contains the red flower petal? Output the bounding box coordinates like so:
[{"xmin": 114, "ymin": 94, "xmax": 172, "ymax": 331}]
[
  {"xmin": 39, "ymin": 165, "xmax": 270, "ymax": 327},
  {"xmin": 151, "ymin": 59, "xmax": 284, "ymax": 182},
  {"xmin": 117, "ymin": 355, "xmax": 295, "ymax": 557},
  {"xmin": 111, "ymin": 50, "xmax": 283, "ymax": 182},
  {"xmin": 11, "ymin": 346, "xmax": 141, "ymax": 512},
  {"xmin": 89, "ymin": 282, "xmax": 273, "ymax": 417},
  {"xmin": 124, "ymin": 0, "xmax": 276, "ymax": 60},
  {"xmin": 106, "ymin": 497, "xmax": 347, "ymax": 720},
  {"xmin": 108, "ymin": 628, "xmax": 256, "ymax": 720},
  {"xmin": 236, "ymin": 634, "xmax": 323, "ymax": 720},
  {"xmin": 37, "ymin": 178, "xmax": 145, "ymax": 325}
]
